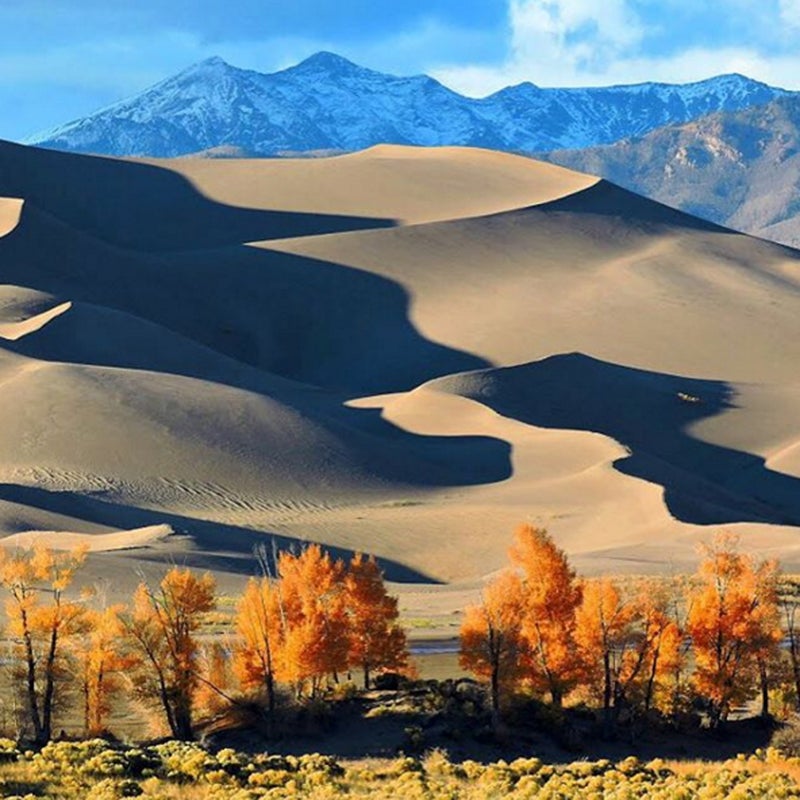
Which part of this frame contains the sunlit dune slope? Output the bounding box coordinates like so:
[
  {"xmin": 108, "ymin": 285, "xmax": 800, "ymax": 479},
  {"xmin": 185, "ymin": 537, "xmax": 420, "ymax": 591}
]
[{"xmin": 1, "ymin": 140, "xmax": 800, "ymax": 592}]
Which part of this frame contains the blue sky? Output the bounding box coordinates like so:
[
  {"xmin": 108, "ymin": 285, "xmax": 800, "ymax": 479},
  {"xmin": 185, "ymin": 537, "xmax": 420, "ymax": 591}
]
[{"xmin": 3, "ymin": 0, "xmax": 800, "ymax": 141}]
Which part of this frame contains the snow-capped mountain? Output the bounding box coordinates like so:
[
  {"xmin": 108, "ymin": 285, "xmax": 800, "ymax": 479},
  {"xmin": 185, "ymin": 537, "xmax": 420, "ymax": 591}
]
[{"xmin": 25, "ymin": 52, "xmax": 794, "ymax": 158}]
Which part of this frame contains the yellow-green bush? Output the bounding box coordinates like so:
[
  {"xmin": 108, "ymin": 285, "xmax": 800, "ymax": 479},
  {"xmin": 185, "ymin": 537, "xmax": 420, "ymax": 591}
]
[{"xmin": 0, "ymin": 739, "xmax": 800, "ymax": 798}]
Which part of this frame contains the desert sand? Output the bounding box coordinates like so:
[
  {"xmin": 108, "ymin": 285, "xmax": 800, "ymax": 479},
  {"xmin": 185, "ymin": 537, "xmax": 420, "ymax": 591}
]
[{"xmin": 1, "ymin": 140, "xmax": 800, "ymax": 613}]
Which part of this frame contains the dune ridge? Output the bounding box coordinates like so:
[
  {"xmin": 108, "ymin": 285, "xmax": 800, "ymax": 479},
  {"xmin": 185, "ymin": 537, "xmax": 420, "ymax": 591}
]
[{"xmin": 0, "ymin": 141, "xmax": 799, "ymax": 601}]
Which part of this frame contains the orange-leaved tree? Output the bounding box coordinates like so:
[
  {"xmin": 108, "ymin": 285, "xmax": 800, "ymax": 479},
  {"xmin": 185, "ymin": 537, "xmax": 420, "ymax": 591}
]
[
  {"xmin": 780, "ymin": 578, "xmax": 800, "ymax": 711},
  {"xmin": 124, "ymin": 567, "xmax": 216, "ymax": 740},
  {"xmin": 277, "ymin": 544, "xmax": 349, "ymax": 697},
  {"xmin": 0, "ymin": 543, "xmax": 88, "ymax": 744},
  {"xmin": 460, "ymin": 569, "xmax": 526, "ymax": 724},
  {"xmin": 653, "ymin": 616, "xmax": 689, "ymax": 716},
  {"xmin": 686, "ymin": 533, "xmax": 781, "ymax": 727},
  {"xmin": 574, "ymin": 577, "xmax": 637, "ymax": 734},
  {"xmin": 233, "ymin": 576, "xmax": 284, "ymax": 714},
  {"xmin": 75, "ymin": 604, "xmax": 132, "ymax": 737},
  {"xmin": 632, "ymin": 581, "xmax": 685, "ymax": 716},
  {"xmin": 344, "ymin": 553, "xmax": 408, "ymax": 688},
  {"xmin": 509, "ymin": 525, "xmax": 583, "ymax": 707},
  {"xmin": 749, "ymin": 559, "xmax": 782, "ymax": 719}
]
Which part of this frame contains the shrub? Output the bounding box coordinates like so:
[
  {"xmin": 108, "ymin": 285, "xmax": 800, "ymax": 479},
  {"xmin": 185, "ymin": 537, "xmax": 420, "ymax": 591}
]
[{"xmin": 771, "ymin": 714, "xmax": 800, "ymax": 756}]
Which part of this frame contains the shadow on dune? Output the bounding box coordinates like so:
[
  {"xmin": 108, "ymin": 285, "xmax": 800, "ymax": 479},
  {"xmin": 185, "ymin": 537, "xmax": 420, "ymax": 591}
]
[
  {"xmin": 0, "ymin": 140, "xmax": 396, "ymax": 251},
  {"xmin": 536, "ymin": 180, "xmax": 734, "ymax": 234},
  {"xmin": 325, "ymin": 403, "xmax": 512, "ymax": 488},
  {"xmin": 0, "ymin": 483, "xmax": 441, "ymax": 583},
  {"xmin": 433, "ymin": 353, "xmax": 800, "ymax": 526},
  {"xmin": 0, "ymin": 200, "xmax": 514, "ymax": 488},
  {"xmin": 0, "ymin": 145, "xmax": 515, "ymax": 540},
  {"xmin": 1, "ymin": 186, "xmax": 490, "ymax": 396}
]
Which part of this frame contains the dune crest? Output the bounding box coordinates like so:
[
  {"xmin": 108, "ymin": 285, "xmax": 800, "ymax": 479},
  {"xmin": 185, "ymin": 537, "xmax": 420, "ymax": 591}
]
[
  {"xmin": 0, "ymin": 300, "xmax": 71, "ymax": 341},
  {"xmin": 0, "ymin": 524, "xmax": 173, "ymax": 552},
  {"xmin": 156, "ymin": 144, "xmax": 599, "ymax": 226}
]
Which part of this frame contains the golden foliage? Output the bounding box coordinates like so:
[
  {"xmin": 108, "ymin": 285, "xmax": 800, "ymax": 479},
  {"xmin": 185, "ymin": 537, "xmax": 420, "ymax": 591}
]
[
  {"xmin": 124, "ymin": 568, "xmax": 216, "ymax": 739},
  {"xmin": 344, "ymin": 553, "xmax": 408, "ymax": 688},
  {"xmin": 277, "ymin": 545, "xmax": 349, "ymax": 695},
  {"xmin": 509, "ymin": 524, "xmax": 583, "ymax": 705},
  {"xmin": 459, "ymin": 569, "xmax": 526, "ymax": 717},
  {"xmin": 73, "ymin": 604, "xmax": 132, "ymax": 736},
  {"xmin": 233, "ymin": 576, "xmax": 283, "ymax": 712},
  {"xmin": 687, "ymin": 533, "xmax": 782, "ymax": 724},
  {"xmin": 0, "ymin": 544, "xmax": 88, "ymax": 744}
]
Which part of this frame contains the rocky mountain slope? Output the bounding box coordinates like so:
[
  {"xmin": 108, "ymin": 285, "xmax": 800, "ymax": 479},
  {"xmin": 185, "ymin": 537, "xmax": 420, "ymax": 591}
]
[
  {"xmin": 25, "ymin": 52, "xmax": 791, "ymax": 158},
  {"xmin": 543, "ymin": 96, "xmax": 800, "ymax": 247}
]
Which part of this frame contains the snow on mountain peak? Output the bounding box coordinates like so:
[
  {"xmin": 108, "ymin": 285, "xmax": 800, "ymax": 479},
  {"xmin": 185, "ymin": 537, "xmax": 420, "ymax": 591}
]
[
  {"xmin": 194, "ymin": 55, "xmax": 231, "ymax": 69},
  {"xmin": 24, "ymin": 53, "xmax": 795, "ymax": 158},
  {"xmin": 288, "ymin": 51, "xmax": 364, "ymax": 75}
]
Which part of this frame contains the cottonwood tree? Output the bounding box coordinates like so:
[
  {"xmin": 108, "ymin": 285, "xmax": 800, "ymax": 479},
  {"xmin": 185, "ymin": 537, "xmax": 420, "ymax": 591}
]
[
  {"xmin": 459, "ymin": 569, "xmax": 526, "ymax": 725},
  {"xmin": 780, "ymin": 578, "xmax": 800, "ymax": 711},
  {"xmin": 277, "ymin": 545, "xmax": 349, "ymax": 697},
  {"xmin": 0, "ymin": 544, "xmax": 88, "ymax": 745},
  {"xmin": 124, "ymin": 567, "xmax": 216, "ymax": 740},
  {"xmin": 344, "ymin": 553, "xmax": 408, "ymax": 688},
  {"xmin": 233, "ymin": 576, "xmax": 284, "ymax": 714},
  {"xmin": 574, "ymin": 577, "xmax": 638, "ymax": 735},
  {"xmin": 509, "ymin": 525, "xmax": 582, "ymax": 707},
  {"xmin": 632, "ymin": 582, "xmax": 684, "ymax": 715},
  {"xmin": 746, "ymin": 560, "xmax": 782, "ymax": 719},
  {"xmin": 686, "ymin": 534, "xmax": 781, "ymax": 727},
  {"xmin": 74, "ymin": 604, "xmax": 131, "ymax": 736}
]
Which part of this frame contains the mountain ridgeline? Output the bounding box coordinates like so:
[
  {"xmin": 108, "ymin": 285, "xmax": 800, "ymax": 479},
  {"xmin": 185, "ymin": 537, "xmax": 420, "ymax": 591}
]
[
  {"xmin": 542, "ymin": 96, "xmax": 800, "ymax": 248},
  {"xmin": 25, "ymin": 52, "xmax": 792, "ymax": 158}
]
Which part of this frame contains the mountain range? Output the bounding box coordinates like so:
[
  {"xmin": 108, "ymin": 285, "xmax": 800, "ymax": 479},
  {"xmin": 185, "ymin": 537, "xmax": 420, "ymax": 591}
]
[
  {"xmin": 542, "ymin": 96, "xmax": 800, "ymax": 248},
  {"xmin": 25, "ymin": 52, "xmax": 792, "ymax": 158}
]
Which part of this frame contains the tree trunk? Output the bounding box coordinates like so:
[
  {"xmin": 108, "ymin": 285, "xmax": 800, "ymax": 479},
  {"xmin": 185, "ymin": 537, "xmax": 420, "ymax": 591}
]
[
  {"xmin": 19, "ymin": 607, "xmax": 43, "ymax": 744},
  {"xmin": 490, "ymin": 658, "xmax": 501, "ymax": 729},
  {"xmin": 602, "ymin": 650, "xmax": 613, "ymax": 738},
  {"xmin": 172, "ymin": 670, "xmax": 194, "ymax": 740},
  {"xmin": 156, "ymin": 673, "xmax": 178, "ymax": 739},
  {"xmin": 550, "ymin": 686, "xmax": 563, "ymax": 708},
  {"xmin": 760, "ymin": 660, "xmax": 770, "ymax": 719},
  {"xmin": 83, "ymin": 669, "xmax": 90, "ymax": 737},
  {"xmin": 40, "ymin": 623, "xmax": 60, "ymax": 746},
  {"xmin": 363, "ymin": 663, "xmax": 370, "ymax": 690},
  {"xmin": 94, "ymin": 666, "xmax": 106, "ymax": 735},
  {"xmin": 790, "ymin": 638, "xmax": 800, "ymax": 712},
  {"xmin": 172, "ymin": 701, "xmax": 194, "ymax": 741},
  {"xmin": 265, "ymin": 670, "xmax": 275, "ymax": 716},
  {"xmin": 644, "ymin": 647, "xmax": 660, "ymax": 713}
]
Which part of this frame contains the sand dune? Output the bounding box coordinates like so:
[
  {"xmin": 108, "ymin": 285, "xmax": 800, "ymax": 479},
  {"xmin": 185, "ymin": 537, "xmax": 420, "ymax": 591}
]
[
  {"xmin": 0, "ymin": 198, "xmax": 23, "ymax": 238},
  {"xmin": 166, "ymin": 145, "xmax": 599, "ymax": 226},
  {"xmin": 270, "ymin": 181, "xmax": 800, "ymax": 384},
  {"xmin": 0, "ymin": 524, "xmax": 172, "ymax": 552},
  {"xmin": 0, "ymin": 141, "xmax": 799, "ymax": 602}
]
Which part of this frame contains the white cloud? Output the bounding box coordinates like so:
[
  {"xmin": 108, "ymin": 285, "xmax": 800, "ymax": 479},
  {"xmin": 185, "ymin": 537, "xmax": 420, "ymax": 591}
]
[
  {"xmin": 431, "ymin": 0, "xmax": 800, "ymax": 94},
  {"xmin": 779, "ymin": 0, "xmax": 800, "ymax": 26},
  {"xmin": 509, "ymin": 0, "xmax": 643, "ymax": 67},
  {"xmin": 431, "ymin": 0, "xmax": 650, "ymax": 93}
]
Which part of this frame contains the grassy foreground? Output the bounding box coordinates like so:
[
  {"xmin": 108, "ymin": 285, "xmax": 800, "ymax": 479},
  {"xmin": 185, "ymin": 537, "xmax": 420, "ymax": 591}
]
[{"xmin": 1, "ymin": 739, "xmax": 800, "ymax": 799}]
